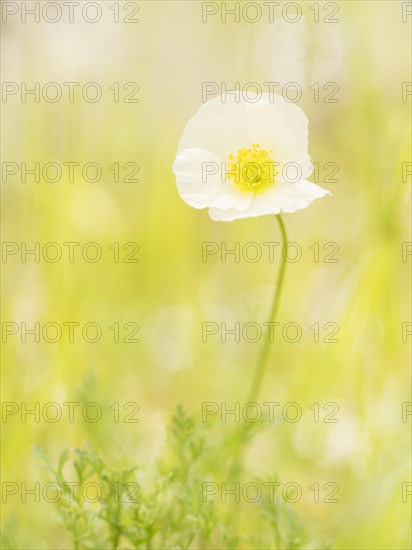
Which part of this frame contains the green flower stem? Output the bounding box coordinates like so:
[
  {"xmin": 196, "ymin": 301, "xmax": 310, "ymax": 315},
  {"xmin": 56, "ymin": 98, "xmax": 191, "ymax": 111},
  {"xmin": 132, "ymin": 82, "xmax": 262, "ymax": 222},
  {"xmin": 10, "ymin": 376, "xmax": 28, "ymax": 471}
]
[
  {"xmin": 247, "ymin": 214, "xmax": 288, "ymax": 404},
  {"xmin": 228, "ymin": 215, "xmax": 288, "ymax": 483}
]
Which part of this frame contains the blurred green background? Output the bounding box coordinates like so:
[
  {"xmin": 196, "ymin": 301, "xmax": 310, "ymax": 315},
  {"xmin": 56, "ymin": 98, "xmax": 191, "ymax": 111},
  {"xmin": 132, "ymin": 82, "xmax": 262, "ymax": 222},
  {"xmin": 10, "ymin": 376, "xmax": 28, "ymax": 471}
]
[{"xmin": 1, "ymin": 1, "xmax": 411, "ymax": 548}]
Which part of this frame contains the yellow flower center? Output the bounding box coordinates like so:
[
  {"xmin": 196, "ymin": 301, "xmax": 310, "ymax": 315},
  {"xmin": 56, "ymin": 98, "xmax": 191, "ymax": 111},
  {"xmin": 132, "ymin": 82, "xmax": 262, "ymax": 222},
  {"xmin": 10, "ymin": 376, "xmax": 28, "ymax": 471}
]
[{"xmin": 228, "ymin": 144, "xmax": 277, "ymax": 192}]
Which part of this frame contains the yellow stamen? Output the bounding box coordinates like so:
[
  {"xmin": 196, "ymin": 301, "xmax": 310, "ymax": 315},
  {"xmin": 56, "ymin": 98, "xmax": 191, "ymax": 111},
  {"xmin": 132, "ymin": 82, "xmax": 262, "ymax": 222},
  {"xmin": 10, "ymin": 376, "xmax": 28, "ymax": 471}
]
[{"xmin": 227, "ymin": 144, "xmax": 277, "ymax": 192}]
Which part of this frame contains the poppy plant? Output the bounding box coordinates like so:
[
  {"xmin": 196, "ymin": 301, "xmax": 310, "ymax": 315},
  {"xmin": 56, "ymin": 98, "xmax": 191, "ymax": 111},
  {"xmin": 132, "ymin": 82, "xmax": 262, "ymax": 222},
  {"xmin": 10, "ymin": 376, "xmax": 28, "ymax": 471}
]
[{"xmin": 173, "ymin": 92, "xmax": 331, "ymax": 404}]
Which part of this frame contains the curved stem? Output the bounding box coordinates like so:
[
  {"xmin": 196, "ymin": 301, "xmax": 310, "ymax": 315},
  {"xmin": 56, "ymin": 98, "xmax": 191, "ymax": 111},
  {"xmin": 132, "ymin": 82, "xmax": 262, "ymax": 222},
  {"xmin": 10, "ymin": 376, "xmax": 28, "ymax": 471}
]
[
  {"xmin": 247, "ymin": 215, "xmax": 288, "ymax": 403},
  {"xmin": 227, "ymin": 215, "xmax": 288, "ymax": 483}
]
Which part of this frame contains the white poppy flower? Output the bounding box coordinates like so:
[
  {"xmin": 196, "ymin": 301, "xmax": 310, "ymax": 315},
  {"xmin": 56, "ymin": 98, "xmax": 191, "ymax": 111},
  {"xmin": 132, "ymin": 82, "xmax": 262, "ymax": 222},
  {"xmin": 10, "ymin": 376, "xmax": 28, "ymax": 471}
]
[{"xmin": 173, "ymin": 92, "xmax": 330, "ymax": 221}]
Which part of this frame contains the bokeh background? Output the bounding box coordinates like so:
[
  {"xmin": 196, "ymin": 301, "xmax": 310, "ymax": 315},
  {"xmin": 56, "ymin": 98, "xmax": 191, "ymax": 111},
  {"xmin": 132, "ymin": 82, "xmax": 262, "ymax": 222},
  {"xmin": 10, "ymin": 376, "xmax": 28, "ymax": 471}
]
[{"xmin": 1, "ymin": 1, "xmax": 411, "ymax": 548}]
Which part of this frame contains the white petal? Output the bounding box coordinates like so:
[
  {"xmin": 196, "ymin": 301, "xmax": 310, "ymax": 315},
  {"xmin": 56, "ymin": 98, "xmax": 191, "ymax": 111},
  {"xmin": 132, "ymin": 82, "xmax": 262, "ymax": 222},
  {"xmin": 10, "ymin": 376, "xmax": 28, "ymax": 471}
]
[
  {"xmin": 173, "ymin": 147, "xmax": 253, "ymax": 211},
  {"xmin": 209, "ymin": 180, "xmax": 330, "ymax": 221},
  {"xmin": 243, "ymin": 93, "xmax": 313, "ymax": 179},
  {"xmin": 176, "ymin": 93, "xmax": 312, "ymax": 179},
  {"xmin": 176, "ymin": 94, "xmax": 250, "ymax": 159}
]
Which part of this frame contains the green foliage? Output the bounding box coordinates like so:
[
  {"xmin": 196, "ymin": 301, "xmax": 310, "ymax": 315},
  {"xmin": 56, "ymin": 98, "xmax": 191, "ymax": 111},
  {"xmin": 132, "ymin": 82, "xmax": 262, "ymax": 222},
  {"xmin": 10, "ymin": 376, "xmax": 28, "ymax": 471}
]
[{"xmin": 35, "ymin": 406, "xmax": 332, "ymax": 550}]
